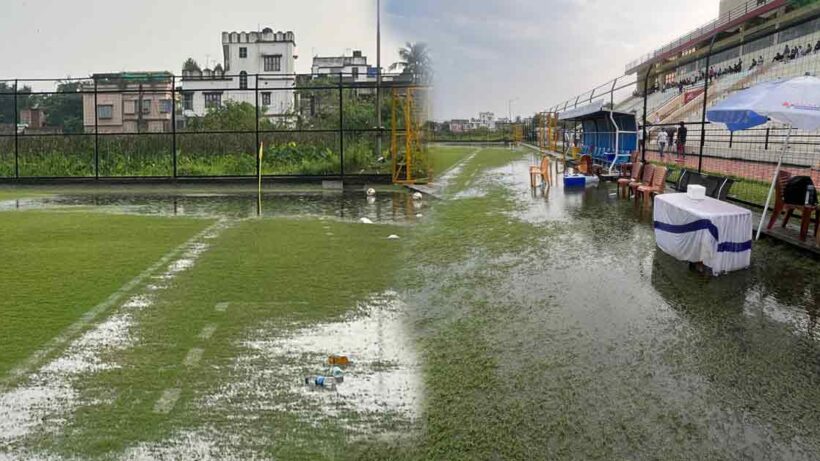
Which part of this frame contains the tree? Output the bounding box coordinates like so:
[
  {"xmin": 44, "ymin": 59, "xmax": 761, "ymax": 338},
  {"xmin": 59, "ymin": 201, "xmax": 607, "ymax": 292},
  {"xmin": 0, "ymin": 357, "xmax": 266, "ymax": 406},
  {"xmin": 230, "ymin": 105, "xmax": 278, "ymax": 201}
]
[
  {"xmin": 389, "ymin": 42, "xmax": 432, "ymax": 84},
  {"xmin": 187, "ymin": 100, "xmax": 270, "ymax": 132},
  {"xmin": 0, "ymin": 82, "xmax": 34, "ymax": 125},
  {"xmin": 39, "ymin": 80, "xmax": 83, "ymax": 133},
  {"xmin": 182, "ymin": 58, "xmax": 202, "ymax": 73}
]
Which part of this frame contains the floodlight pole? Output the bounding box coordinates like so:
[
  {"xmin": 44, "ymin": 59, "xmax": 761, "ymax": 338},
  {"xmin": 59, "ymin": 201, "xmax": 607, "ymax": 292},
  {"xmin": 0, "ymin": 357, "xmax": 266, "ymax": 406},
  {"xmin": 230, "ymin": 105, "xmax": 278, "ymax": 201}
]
[
  {"xmin": 641, "ymin": 67, "xmax": 651, "ymax": 163},
  {"xmin": 698, "ymin": 33, "xmax": 719, "ymax": 174},
  {"xmin": 376, "ymin": 0, "xmax": 382, "ymax": 162}
]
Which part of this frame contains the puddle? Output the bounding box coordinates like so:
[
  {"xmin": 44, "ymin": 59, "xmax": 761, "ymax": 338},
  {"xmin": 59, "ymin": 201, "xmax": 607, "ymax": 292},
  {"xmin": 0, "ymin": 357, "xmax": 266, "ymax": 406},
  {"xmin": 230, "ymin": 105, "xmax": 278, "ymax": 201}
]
[
  {"xmin": 204, "ymin": 291, "xmax": 420, "ymax": 434},
  {"xmin": 0, "ymin": 189, "xmax": 419, "ymax": 223}
]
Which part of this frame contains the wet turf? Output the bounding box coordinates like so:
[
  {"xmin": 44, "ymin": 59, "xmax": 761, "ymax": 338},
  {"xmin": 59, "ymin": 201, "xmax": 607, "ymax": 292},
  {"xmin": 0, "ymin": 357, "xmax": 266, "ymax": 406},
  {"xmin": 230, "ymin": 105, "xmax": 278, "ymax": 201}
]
[
  {"xmin": 2, "ymin": 147, "xmax": 820, "ymax": 459},
  {"xmin": 0, "ymin": 212, "xmax": 212, "ymax": 377}
]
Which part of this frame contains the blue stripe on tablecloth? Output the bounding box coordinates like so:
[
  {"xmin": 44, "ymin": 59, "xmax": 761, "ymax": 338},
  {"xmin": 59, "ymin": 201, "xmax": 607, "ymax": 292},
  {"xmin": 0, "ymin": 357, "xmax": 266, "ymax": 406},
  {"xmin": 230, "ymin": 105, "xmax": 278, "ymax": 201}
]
[
  {"xmin": 716, "ymin": 240, "xmax": 752, "ymax": 253},
  {"xmin": 654, "ymin": 220, "xmax": 751, "ymax": 253},
  {"xmin": 653, "ymin": 219, "xmax": 718, "ymax": 241}
]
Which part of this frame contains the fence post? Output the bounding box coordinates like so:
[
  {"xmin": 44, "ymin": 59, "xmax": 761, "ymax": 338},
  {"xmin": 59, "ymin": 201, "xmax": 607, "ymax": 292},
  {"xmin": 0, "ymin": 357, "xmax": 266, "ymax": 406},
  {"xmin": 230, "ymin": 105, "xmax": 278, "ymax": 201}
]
[
  {"xmin": 641, "ymin": 68, "xmax": 651, "ymax": 162},
  {"xmin": 13, "ymin": 79, "xmax": 18, "ymax": 179},
  {"xmin": 171, "ymin": 75, "xmax": 177, "ymax": 178},
  {"xmin": 698, "ymin": 33, "xmax": 718, "ymax": 174},
  {"xmin": 729, "ymin": 130, "xmax": 733, "ymax": 148},
  {"xmin": 339, "ymin": 73, "xmax": 344, "ymax": 178},
  {"xmin": 255, "ymin": 73, "xmax": 260, "ymax": 179},
  {"xmin": 764, "ymin": 127, "xmax": 770, "ymax": 150},
  {"xmin": 94, "ymin": 78, "xmax": 99, "ymax": 179}
]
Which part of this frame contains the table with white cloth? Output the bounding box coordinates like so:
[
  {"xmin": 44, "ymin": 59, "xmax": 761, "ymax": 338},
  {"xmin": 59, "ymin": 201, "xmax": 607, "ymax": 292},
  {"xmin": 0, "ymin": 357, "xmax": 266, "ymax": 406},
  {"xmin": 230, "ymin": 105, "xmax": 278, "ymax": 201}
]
[{"xmin": 653, "ymin": 193, "xmax": 753, "ymax": 275}]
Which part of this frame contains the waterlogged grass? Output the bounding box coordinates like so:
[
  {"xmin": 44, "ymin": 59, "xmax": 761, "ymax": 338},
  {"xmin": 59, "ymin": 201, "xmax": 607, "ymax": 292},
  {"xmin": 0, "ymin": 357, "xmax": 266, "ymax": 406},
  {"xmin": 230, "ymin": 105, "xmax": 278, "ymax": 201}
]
[
  {"xmin": 448, "ymin": 147, "xmax": 525, "ymax": 193},
  {"xmin": 5, "ymin": 146, "xmax": 820, "ymax": 459},
  {"xmin": 0, "ymin": 189, "xmax": 52, "ymax": 201},
  {"xmin": 427, "ymin": 145, "xmax": 475, "ymax": 177},
  {"xmin": 0, "ymin": 212, "xmax": 212, "ymax": 377},
  {"xmin": 40, "ymin": 218, "xmax": 406, "ymax": 459}
]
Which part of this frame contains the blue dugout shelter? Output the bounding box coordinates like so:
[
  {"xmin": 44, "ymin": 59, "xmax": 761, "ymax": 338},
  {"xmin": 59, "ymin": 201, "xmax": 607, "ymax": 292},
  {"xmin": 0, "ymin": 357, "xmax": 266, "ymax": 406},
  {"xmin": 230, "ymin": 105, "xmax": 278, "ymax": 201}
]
[{"xmin": 558, "ymin": 99, "xmax": 638, "ymax": 173}]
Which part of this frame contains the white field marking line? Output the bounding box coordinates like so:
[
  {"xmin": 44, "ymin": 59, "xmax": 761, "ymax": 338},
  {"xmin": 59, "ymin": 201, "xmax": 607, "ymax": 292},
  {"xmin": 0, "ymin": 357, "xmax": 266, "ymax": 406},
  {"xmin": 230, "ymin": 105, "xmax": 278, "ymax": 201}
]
[
  {"xmin": 153, "ymin": 388, "xmax": 182, "ymax": 414},
  {"xmin": 215, "ymin": 302, "xmax": 229, "ymax": 312},
  {"xmin": 437, "ymin": 147, "xmax": 481, "ymax": 180},
  {"xmin": 183, "ymin": 348, "xmax": 204, "ymax": 368},
  {"xmin": 2, "ymin": 220, "xmax": 227, "ymax": 388},
  {"xmin": 198, "ymin": 324, "xmax": 217, "ymax": 340}
]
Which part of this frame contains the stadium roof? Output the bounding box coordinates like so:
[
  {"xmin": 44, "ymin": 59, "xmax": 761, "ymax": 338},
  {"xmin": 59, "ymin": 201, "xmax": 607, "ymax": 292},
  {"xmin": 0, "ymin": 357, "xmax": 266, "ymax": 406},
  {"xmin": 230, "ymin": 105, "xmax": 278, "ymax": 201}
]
[{"xmin": 558, "ymin": 99, "xmax": 636, "ymax": 122}]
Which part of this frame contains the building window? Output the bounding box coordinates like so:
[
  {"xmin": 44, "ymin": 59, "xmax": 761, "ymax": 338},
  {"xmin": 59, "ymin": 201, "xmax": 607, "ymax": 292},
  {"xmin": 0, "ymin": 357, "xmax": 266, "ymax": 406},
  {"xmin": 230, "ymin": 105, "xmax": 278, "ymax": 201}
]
[
  {"xmin": 141, "ymin": 99, "xmax": 151, "ymax": 115},
  {"xmin": 352, "ymin": 67, "xmax": 359, "ymax": 79},
  {"xmin": 239, "ymin": 71, "xmax": 248, "ymax": 90},
  {"xmin": 204, "ymin": 92, "xmax": 222, "ymax": 109},
  {"xmin": 239, "ymin": 47, "xmax": 247, "ymax": 58},
  {"xmin": 159, "ymin": 99, "xmax": 172, "ymax": 114},
  {"xmin": 262, "ymin": 92, "xmax": 271, "ymax": 106},
  {"xmin": 264, "ymin": 55, "xmax": 281, "ymax": 72},
  {"xmin": 123, "ymin": 100, "xmax": 137, "ymax": 115},
  {"xmin": 97, "ymin": 105, "xmax": 113, "ymax": 120},
  {"xmin": 183, "ymin": 93, "xmax": 193, "ymax": 111}
]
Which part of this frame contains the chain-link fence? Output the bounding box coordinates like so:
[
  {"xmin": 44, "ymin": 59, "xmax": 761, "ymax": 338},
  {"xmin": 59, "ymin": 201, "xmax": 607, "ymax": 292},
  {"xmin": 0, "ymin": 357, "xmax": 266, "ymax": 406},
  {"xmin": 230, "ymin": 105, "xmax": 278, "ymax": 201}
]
[{"xmin": 0, "ymin": 72, "xmax": 425, "ymax": 179}]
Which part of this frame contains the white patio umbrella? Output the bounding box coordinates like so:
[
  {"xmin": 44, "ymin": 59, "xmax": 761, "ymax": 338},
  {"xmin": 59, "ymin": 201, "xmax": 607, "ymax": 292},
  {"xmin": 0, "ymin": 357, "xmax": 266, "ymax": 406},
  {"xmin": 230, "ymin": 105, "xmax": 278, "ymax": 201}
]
[{"xmin": 706, "ymin": 75, "xmax": 820, "ymax": 240}]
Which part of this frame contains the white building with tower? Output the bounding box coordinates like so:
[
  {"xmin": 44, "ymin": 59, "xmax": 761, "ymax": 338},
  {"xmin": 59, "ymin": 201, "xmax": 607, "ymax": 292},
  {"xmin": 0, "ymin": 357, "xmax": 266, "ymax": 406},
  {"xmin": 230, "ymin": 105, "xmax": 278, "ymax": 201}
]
[{"xmin": 180, "ymin": 28, "xmax": 297, "ymax": 121}]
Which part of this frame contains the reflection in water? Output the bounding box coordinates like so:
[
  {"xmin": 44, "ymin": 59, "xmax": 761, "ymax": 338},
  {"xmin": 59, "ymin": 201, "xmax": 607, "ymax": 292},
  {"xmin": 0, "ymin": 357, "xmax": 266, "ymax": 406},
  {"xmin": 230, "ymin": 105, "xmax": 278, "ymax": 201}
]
[{"xmin": 0, "ymin": 190, "xmax": 420, "ymax": 224}]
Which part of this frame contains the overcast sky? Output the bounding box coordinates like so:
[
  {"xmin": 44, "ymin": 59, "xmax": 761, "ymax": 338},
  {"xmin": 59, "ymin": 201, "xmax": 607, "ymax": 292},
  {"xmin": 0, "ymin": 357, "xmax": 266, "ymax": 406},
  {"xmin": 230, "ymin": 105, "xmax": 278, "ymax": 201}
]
[{"xmin": 1, "ymin": 0, "xmax": 719, "ymax": 119}]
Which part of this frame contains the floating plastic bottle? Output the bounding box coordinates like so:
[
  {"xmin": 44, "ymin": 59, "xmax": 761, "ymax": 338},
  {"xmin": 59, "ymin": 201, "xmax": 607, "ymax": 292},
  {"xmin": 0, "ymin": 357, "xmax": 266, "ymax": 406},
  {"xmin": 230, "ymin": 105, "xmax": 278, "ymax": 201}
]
[
  {"xmin": 329, "ymin": 366, "xmax": 344, "ymax": 383},
  {"xmin": 304, "ymin": 375, "xmax": 336, "ymax": 389},
  {"xmin": 327, "ymin": 355, "xmax": 351, "ymax": 367}
]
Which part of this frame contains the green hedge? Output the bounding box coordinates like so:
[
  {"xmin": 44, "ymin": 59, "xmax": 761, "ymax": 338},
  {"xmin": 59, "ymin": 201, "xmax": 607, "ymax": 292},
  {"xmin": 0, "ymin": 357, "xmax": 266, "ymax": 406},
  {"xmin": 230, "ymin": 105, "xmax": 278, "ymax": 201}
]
[{"xmin": 0, "ymin": 133, "xmax": 398, "ymax": 177}]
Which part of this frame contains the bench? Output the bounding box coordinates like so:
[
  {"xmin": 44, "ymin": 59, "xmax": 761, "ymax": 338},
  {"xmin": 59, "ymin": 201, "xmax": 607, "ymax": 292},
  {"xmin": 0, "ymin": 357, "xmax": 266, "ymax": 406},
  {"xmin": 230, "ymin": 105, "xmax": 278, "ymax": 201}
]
[{"xmin": 674, "ymin": 169, "xmax": 735, "ymax": 201}]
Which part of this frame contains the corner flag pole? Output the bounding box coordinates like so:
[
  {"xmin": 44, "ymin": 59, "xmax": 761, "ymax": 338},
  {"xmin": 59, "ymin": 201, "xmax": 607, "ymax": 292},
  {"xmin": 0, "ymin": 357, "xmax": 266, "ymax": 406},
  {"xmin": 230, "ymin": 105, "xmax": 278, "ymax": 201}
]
[{"xmin": 257, "ymin": 142, "xmax": 264, "ymax": 216}]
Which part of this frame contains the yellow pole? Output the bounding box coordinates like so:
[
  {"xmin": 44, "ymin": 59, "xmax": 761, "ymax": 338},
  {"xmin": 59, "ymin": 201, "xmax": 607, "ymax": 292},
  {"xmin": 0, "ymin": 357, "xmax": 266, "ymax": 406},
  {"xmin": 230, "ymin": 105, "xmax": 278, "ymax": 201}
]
[{"xmin": 258, "ymin": 142, "xmax": 264, "ymax": 216}]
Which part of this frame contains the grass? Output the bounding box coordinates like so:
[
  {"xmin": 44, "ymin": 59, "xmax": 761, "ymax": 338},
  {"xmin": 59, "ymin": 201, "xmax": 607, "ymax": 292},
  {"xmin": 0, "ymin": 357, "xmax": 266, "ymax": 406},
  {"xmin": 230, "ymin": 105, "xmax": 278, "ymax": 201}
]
[
  {"xmin": 448, "ymin": 147, "xmax": 525, "ymax": 193},
  {"xmin": 0, "ymin": 212, "xmax": 212, "ymax": 377},
  {"xmin": 37, "ymin": 217, "xmax": 406, "ymax": 459},
  {"xmin": 0, "ymin": 135, "xmax": 409, "ymax": 178},
  {"xmin": 0, "ymin": 189, "xmax": 52, "ymax": 201},
  {"xmin": 5, "ymin": 146, "xmax": 820, "ymax": 459},
  {"xmin": 427, "ymin": 145, "xmax": 476, "ymax": 177}
]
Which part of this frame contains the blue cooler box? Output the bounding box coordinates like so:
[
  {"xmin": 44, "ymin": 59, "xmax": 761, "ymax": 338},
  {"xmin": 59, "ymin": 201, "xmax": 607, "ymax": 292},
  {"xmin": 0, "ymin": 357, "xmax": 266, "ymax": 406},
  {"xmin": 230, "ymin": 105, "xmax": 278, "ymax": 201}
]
[{"xmin": 564, "ymin": 175, "xmax": 586, "ymax": 187}]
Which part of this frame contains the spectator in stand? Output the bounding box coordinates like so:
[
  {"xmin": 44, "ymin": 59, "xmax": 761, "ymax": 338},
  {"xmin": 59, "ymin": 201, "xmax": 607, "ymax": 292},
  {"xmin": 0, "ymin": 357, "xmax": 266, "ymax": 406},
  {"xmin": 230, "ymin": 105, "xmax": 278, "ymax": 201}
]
[
  {"xmin": 676, "ymin": 122, "xmax": 688, "ymax": 163},
  {"xmin": 749, "ymin": 58, "xmax": 757, "ymax": 70},
  {"xmin": 789, "ymin": 46, "xmax": 799, "ymax": 60},
  {"xmin": 667, "ymin": 127, "xmax": 677, "ymax": 152},
  {"xmin": 784, "ymin": 44, "xmax": 791, "ymax": 56},
  {"xmin": 678, "ymin": 82, "xmax": 684, "ymax": 94},
  {"xmin": 773, "ymin": 52, "xmax": 784, "ymax": 63},
  {"xmin": 638, "ymin": 125, "xmax": 645, "ymax": 152},
  {"xmin": 815, "ymin": 40, "xmax": 820, "ymax": 53},
  {"xmin": 802, "ymin": 44, "xmax": 812, "ymax": 56},
  {"xmin": 656, "ymin": 129, "xmax": 669, "ymax": 161}
]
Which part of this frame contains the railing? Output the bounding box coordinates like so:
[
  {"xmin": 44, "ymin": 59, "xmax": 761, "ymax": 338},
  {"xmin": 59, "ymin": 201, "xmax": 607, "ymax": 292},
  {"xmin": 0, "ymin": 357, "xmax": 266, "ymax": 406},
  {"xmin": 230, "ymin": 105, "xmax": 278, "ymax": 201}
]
[{"xmin": 624, "ymin": 0, "xmax": 783, "ymax": 73}]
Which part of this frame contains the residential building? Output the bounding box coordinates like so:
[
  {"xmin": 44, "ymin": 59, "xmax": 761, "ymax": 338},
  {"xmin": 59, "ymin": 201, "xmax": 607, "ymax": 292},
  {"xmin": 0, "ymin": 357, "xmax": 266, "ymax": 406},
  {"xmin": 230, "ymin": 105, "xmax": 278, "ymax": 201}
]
[
  {"xmin": 180, "ymin": 28, "xmax": 296, "ymax": 121},
  {"xmin": 448, "ymin": 119, "xmax": 470, "ymax": 133},
  {"xmin": 82, "ymin": 72, "xmax": 174, "ymax": 134},
  {"xmin": 20, "ymin": 107, "xmax": 46, "ymax": 129},
  {"xmin": 478, "ymin": 112, "xmax": 496, "ymax": 130},
  {"xmin": 311, "ymin": 50, "xmax": 372, "ymax": 82}
]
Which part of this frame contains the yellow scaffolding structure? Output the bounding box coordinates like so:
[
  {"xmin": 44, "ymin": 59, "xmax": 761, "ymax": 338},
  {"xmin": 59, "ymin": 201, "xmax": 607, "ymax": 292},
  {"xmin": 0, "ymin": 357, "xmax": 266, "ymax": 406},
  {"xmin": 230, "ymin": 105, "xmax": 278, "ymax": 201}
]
[{"xmin": 391, "ymin": 87, "xmax": 426, "ymax": 184}]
